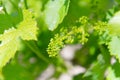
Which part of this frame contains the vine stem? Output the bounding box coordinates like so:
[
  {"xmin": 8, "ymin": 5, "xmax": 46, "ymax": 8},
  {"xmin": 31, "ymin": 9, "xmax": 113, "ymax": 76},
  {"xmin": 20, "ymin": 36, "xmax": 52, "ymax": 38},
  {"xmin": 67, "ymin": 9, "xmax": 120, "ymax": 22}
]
[
  {"xmin": 24, "ymin": 0, "xmax": 28, "ymax": 9},
  {"xmin": 24, "ymin": 41, "xmax": 50, "ymax": 63}
]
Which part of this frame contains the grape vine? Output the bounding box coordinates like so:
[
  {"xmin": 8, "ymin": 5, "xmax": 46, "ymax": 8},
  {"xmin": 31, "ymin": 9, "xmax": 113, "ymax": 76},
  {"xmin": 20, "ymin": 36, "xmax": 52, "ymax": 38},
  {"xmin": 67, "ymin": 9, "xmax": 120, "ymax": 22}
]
[{"xmin": 0, "ymin": 0, "xmax": 120, "ymax": 80}]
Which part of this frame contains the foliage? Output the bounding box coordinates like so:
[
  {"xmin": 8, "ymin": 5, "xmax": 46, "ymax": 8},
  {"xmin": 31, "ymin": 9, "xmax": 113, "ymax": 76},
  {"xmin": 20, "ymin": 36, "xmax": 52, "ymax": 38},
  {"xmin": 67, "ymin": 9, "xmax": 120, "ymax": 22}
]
[{"xmin": 0, "ymin": 0, "xmax": 120, "ymax": 80}]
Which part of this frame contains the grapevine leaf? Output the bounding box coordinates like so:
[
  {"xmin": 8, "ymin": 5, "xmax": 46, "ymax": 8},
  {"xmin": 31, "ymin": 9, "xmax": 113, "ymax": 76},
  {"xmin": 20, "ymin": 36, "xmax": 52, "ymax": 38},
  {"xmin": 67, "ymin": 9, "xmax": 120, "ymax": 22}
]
[
  {"xmin": 0, "ymin": 10, "xmax": 38, "ymax": 69},
  {"xmin": 44, "ymin": 0, "xmax": 70, "ymax": 31},
  {"xmin": 106, "ymin": 62, "xmax": 120, "ymax": 80},
  {"xmin": 27, "ymin": 0, "xmax": 42, "ymax": 17},
  {"xmin": 108, "ymin": 36, "xmax": 120, "ymax": 62},
  {"xmin": 108, "ymin": 11, "xmax": 120, "ymax": 36},
  {"xmin": 2, "ymin": 51, "xmax": 48, "ymax": 80},
  {"xmin": 17, "ymin": 10, "xmax": 38, "ymax": 40},
  {"xmin": 0, "ymin": 28, "xmax": 20, "ymax": 69},
  {"xmin": 106, "ymin": 67, "xmax": 120, "ymax": 80},
  {"xmin": 83, "ymin": 54, "xmax": 107, "ymax": 80},
  {"xmin": 0, "ymin": 14, "xmax": 13, "ymax": 34}
]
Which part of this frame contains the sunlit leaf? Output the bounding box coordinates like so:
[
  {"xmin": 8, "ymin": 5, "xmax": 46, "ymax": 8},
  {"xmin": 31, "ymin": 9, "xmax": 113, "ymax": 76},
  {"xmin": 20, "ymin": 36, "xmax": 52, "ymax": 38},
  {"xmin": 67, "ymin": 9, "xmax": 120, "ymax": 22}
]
[
  {"xmin": 44, "ymin": 0, "xmax": 70, "ymax": 31},
  {"xmin": 0, "ymin": 28, "xmax": 20, "ymax": 69},
  {"xmin": 108, "ymin": 36, "xmax": 120, "ymax": 62},
  {"xmin": 106, "ymin": 67, "xmax": 120, "ymax": 80},
  {"xmin": 17, "ymin": 10, "xmax": 38, "ymax": 40},
  {"xmin": 84, "ymin": 54, "xmax": 107, "ymax": 80},
  {"xmin": 108, "ymin": 11, "xmax": 120, "ymax": 36},
  {"xmin": 0, "ymin": 10, "xmax": 38, "ymax": 69},
  {"xmin": 106, "ymin": 62, "xmax": 120, "ymax": 80}
]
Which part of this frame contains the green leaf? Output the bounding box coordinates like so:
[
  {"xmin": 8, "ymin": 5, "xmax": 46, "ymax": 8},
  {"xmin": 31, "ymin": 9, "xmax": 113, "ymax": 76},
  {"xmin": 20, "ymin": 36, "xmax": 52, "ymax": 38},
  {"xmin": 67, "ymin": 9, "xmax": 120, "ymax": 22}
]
[
  {"xmin": 44, "ymin": 0, "xmax": 70, "ymax": 31},
  {"xmin": 106, "ymin": 62, "xmax": 120, "ymax": 80},
  {"xmin": 0, "ymin": 28, "xmax": 20, "ymax": 69},
  {"xmin": 106, "ymin": 67, "xmax": 120, "ymax": 80},
  {"xmin": 0, "ymin": 10, "xmax": 38, "ymax": 69},
  {"xmin": 27, "ymin": 0, "xmax": 42, "ymax": 17},
  {"xmin": 0, "ymin": 71, "xmax": 4, "ymax": 80},
  {"xmin": 108, "ymin": 11, "xmax": 120, "ymax": 36},
  {"xmin": 0, "ymin": 14, "xmax": 13, "ymax": 34},
  {"xmin": 84, "ymin": 55, "xmax": 105, "ymax": 80},
  {"xmin": 2, "ymin": 52, "xmax": 48, "ymax": 80},
  {"xmin": 17, "ymin": 10, "xmax": 38, "ymax": 40},
  {"xmin": 108, "ymin": 36, "xmax": 120, "ymax": 62}
]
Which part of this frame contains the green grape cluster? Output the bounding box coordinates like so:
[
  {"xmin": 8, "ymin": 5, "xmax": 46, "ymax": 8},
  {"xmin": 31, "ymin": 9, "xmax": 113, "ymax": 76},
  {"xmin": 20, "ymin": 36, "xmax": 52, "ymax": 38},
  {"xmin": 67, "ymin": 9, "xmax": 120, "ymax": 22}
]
[
  {"xmin": 94, "ymin": 21, "xmax": 111, "ymax": 45},
  {"xmin": 47, "ymin": 16, "xmax": 89, "ymax": 57},
  {"xmin": 47, "ymin": 33, "xmax": 65, "ymax": 57},
  {"xmin": 94, "ymin": 21, "xmax": 108, "ymax": 35},
  {"xmin": 79, "ymin": 16, "xmax": 89, "ymax": 24}
]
